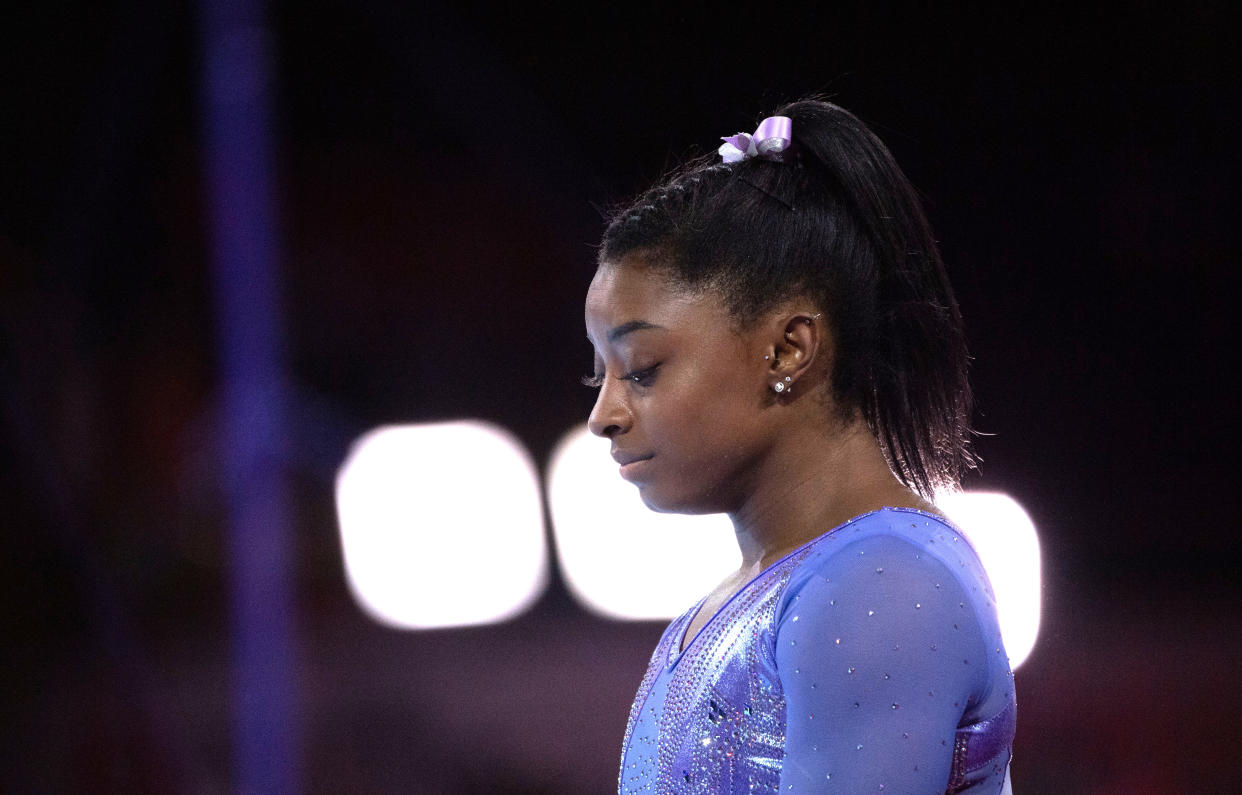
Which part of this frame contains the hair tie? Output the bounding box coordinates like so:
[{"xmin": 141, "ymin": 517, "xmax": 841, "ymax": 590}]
[{"xmin": 719, "ymin": 116, "xmax": 793, "ymax": 163}]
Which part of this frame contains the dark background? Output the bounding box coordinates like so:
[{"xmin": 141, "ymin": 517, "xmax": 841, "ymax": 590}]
[{"xmin": 3, "ymin": 1, "xmax": 1237, "ymax": 792}]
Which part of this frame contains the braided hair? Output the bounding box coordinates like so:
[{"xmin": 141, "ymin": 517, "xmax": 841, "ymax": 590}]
[{"xmin": 600, "ymin": 100, "xmax": 974, "ymax": 498}]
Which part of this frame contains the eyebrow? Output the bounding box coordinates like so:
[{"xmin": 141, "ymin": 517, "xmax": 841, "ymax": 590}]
[{"xmin": 607, "ymin": 320, "xmax": 664, "ymax": 343}]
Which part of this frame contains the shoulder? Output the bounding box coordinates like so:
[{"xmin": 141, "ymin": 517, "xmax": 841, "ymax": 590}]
[
  {"xmin": 772, "ymin": 509, "xmax": 999, "ymax": 681},
  {"xmin": 781, "ymin": 508, "xmax": 993, "ymax": 610},
  {"xmin": 773, "ymin": 509, "xmax": 1001, "ymax": 670}
]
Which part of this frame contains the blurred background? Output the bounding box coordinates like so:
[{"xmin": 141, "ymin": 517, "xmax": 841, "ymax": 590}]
[{"xmin": 2, "ymin": 1, "xmax": 1237, "ymax": 792}]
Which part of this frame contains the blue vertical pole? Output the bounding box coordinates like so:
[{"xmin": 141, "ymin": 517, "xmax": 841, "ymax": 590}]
[{"xmin": 198, "ymin": 1, "xmax": 299, "ymax": 792}]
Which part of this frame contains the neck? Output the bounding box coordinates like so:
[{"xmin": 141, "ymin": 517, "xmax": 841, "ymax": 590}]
[{"xmin": 727, "ymin": 417, "xmax": 934, "ymax": 571}]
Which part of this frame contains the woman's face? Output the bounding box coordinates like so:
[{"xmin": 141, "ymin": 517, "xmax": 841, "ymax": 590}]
[{"xmin": 585, "ymin": 257, "xmax": 774, "ymax": 514}]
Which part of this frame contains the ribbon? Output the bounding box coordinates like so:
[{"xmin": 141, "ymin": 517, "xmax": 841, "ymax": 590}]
[{"xmin": 718, "ymin": 116, "xmax": 793, "ymax": 163}]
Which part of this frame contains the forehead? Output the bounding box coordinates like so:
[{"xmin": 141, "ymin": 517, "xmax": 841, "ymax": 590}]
[{"xmin": 586, "ymin": 259, "xmax": 722, "ymax": 336}]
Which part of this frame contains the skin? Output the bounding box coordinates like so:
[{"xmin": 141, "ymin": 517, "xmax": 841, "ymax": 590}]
[{"xmin": 585, "ymin": 253, "xmax": 936, "ymax": 648}]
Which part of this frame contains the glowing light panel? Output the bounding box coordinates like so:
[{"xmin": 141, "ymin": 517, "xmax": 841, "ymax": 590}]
[
  {"xmin": 936, "ymin": 491, "xmax": 1042, "ymax": 668},
  {"xmin": 335, "ymin": 421, "xmax": 547, "ymax": 629},
  {"xmin": 547, "ymin": 425, "xmax": 740, "ymax": 620}
]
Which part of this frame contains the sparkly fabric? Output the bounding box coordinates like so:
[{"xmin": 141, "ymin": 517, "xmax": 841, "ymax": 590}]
[{"xmin": 619, "ymin": 508, "xmax": 1016, "ymax": 793}]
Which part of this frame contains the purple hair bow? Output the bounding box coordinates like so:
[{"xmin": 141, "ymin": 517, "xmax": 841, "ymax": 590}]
[{"xmin": 719, "ymin": 116, "xmax": 793, "ymax": 163}]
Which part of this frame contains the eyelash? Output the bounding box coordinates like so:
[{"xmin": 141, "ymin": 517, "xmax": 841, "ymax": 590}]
[{"xmin": 581, "ymin": 364, "xmax": 660, "ymax": 389}]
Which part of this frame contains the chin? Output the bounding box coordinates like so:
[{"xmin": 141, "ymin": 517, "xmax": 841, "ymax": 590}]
[{"xmin": 637, "ymin": 483, "xmax": 723, "ymax": 516}]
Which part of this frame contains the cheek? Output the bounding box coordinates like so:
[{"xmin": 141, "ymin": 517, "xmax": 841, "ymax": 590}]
[
  {"xmin": 693, "ymin": 367, "xmax": 761, "ymax": 425},
  {"xmin": 634, "ymin": 385, "xmax": 762, "ymax": 512},
  {"xmin": 654, "ymin": 380, "xmax": 761, "ymax": 461}
]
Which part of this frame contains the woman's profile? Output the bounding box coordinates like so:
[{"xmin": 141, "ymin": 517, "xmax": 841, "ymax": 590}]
[{"xmin": 585, "ymin": 100, "xmax": 1016, "ymax": 793}]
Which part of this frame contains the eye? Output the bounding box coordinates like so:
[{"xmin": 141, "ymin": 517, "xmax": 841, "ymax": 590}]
[{"xmin": 620, "ymin": 364, "xmax": 660, "ymax": 387}]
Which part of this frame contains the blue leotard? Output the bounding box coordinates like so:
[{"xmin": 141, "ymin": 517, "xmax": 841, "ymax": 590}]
[{"xmin": 619, "ymin": 508, "xmax": 1016, "ymax": 793}]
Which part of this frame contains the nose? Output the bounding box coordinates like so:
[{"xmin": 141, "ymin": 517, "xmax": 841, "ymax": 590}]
[{"xmin": 587, "ymin": 379, "xmax": 630, "ymax": 439}]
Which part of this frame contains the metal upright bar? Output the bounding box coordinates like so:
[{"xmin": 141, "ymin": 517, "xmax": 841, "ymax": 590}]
[{"xmin": 198, "ymin": 1, "xmax": 299, "ymax": 791}]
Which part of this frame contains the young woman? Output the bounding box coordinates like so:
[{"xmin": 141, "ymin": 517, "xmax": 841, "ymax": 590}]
[{"xmin": 585, "ymin": 100, "xmax": 1015, "ymax": 793}]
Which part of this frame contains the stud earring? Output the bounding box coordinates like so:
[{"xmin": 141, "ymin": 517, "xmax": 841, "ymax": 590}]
[{"xmin": 773, "ymin": 381, "xmax": 785, "ymax": 393}]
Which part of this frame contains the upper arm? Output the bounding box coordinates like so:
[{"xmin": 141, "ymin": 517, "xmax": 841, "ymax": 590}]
[{"xmin": 775, "ymin": 535, "xmax": 988, "ymax": 792}]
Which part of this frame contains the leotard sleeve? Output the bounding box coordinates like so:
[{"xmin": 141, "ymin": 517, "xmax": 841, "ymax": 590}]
[{"xmin": 774, "ymin": 533, "xmax": 991, "ymax": 792}]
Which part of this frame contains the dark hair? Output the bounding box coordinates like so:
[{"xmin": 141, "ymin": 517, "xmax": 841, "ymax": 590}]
[{"xmin": 600, "ymin": 99, "xmax": 974, "ymax": 497}]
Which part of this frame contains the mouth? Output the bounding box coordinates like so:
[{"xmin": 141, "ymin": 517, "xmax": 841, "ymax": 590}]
[{"xmin": 612, "ymin": 451, "xmax": 654, "ymax": 480}]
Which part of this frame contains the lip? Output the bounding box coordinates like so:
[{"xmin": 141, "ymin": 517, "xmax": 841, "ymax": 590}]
[{"xmin": 612, "ymin": 451, "xmax": 654, "ymax": 479}]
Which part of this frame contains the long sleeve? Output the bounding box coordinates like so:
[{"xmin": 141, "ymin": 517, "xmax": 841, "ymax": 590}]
[{"xmin": 774, "ymin": 533, "xmax": 991, "ymax": 792}]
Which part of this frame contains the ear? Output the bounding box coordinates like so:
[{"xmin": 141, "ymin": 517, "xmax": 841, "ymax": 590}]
[{"xmin": 764, "ymin": 310, "xmax": 826, "ymax": 395}]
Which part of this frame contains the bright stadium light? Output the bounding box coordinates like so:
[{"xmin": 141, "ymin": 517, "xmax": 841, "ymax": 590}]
[
  {"xmin": 546, "ymin": 425, "xmax": 740, "ymax": 620},
  {"xmin": 335, "ymin": 421, "xmax": 548, "ymax": 629},
  {"xmin": 936, "ymin": 491, "xmax": 1042, "ymax": 669}
]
